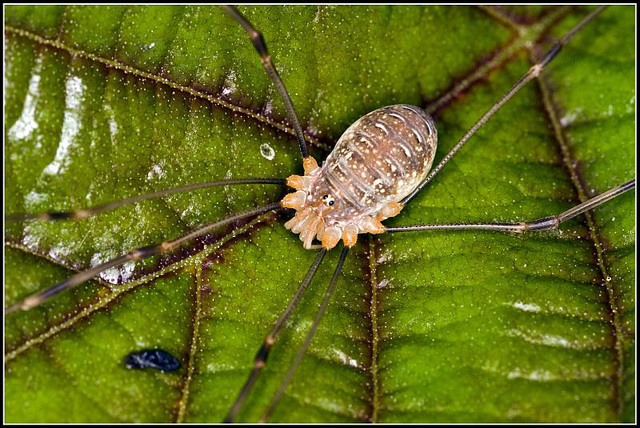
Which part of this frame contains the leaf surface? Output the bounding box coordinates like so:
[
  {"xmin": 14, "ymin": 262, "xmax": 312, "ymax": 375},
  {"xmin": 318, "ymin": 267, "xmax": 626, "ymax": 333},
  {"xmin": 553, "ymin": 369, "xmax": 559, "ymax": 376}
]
[{"xmin": 4, "ymin": 5, "xmax": 635, "ymax": 423}]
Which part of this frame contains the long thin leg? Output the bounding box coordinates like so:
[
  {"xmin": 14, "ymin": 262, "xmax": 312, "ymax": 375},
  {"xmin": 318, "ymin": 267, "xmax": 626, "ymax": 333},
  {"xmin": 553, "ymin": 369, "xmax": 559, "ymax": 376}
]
[
  {"xmin": 6, "ymin": 178, "xmax": 286, "ymax": 222},
  {"xmin": 402, "ymin": 6, "xmax": 607, "ymax": 205},
  {"xmin": 5, "ymin": 202, "xmax": 282, "ymax": 314},
  {"xmin": 387, "ymin": 179, "xmax": 634, "ymax": 234},
  {"xmin": 261, "ymin": 247, "xmax": 349, "ymax": 422},
  {"xmin": 224, "ymin": 248, "xmax": 327, "ymax": 423},
  {"xmin": 221, "ymin": 5, "xmax": 309, "ymax": 159}
]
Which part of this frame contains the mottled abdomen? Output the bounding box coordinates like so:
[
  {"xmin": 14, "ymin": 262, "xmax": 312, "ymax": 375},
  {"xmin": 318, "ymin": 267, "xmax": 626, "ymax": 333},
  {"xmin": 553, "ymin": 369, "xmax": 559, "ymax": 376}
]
[
  {"xmin": 282, "ymin": 104, "xmax": 438, "ymax": 250},
  {"xmin": 323, "ymin": 104, "xmax": 437, "ymax": 222}
]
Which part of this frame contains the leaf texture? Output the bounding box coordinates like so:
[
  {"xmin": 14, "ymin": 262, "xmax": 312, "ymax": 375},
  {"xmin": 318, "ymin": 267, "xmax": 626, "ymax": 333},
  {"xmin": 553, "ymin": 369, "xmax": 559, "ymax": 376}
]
[{"xmin": 4, "ymin": 5, "xmax": 635, "ymax": 423}]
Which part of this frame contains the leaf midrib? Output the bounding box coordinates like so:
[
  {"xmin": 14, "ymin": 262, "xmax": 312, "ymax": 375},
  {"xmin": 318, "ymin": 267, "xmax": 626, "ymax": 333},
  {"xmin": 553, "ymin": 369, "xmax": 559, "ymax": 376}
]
[
  {"xmin": 535, "ymin": 58, "xmax": 623, "ymax": 418},
  {"xmin": 365, "ymin": 5, "xmax": 625, "ymax": 421},
  {"xmin": 3, "ymin": 25, "xmax": 330, "ymax": 152}
]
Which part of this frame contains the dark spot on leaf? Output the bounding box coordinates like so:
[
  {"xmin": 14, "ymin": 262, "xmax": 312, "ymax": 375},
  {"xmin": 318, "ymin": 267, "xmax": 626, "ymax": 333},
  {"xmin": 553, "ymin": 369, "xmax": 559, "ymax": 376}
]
[{"xmin": 124, "ymin": 349, "xmax": 182, "ymax": 372}]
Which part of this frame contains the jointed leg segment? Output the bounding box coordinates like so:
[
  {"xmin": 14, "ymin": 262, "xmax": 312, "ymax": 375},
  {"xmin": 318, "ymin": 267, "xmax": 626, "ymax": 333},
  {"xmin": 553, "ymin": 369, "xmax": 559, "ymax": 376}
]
[
  {"xmin": 402, "ymin": 6, "xmax": 608, "ymax": 205},
  {"xmin": 5, "ymin": 202, "xmax": 282, "ymax": 314},
  {"xmin": 387, "ymin": 179, "xmax": 635, "ymax": 234},
  {"xmin": 261, "ymin": 247, "xmax": 350, "ymax": 422},
  {"xmin": 5, "ymin": 178, "xmax": 286, "ymax": 222},
  {"xmin": 224, "ymin": 249, "xmax": 328, "ymax": 423},
  {"xmin": 221, "ymin": 6, "xmax": 309, "ymax": 159}
]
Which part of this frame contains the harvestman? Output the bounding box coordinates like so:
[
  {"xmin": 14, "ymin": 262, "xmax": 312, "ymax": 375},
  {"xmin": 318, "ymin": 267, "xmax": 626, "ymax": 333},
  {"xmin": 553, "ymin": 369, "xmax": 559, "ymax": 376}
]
[{"xmin": 5, "ymin": 5, "xmax": 635, "ymax": 422}]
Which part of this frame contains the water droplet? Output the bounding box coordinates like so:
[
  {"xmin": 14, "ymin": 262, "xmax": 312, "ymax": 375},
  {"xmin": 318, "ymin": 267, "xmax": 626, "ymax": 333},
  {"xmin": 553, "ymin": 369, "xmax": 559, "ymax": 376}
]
[{"xmin": 260, "ymin": 143, "xmax": 275, "ymax": 160}]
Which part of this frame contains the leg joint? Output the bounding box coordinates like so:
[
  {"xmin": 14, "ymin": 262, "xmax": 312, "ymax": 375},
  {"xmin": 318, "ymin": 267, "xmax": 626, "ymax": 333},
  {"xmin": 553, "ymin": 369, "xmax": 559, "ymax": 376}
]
[
  {"xmin": 132, "ymin": 245, "xmax": 159, "ymax": 260},
  {"xmin": 250, "ymin": 30, "xmax": 269, "ymax": 57},
  {"xmin": 254, "ymin": 342, "xmax": 271, "ymax": 366},
  {"xmin": 526, "ymin": 216, "xmax": 560, "ymax": 231},
  {"xmin": 47, "ymin": 211, "xmax": 73, "ymax": 220}
]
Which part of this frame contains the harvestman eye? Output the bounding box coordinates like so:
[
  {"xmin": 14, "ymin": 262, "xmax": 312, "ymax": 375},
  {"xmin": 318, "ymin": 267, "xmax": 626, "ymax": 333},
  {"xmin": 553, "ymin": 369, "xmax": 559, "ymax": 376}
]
[
  {"xmin": 4, "ymin": 5, "xmax": 634, "ymax": 423},
  {"xmin": 321, "ymin": 194, "xmax": 335, "ymax": 206}
]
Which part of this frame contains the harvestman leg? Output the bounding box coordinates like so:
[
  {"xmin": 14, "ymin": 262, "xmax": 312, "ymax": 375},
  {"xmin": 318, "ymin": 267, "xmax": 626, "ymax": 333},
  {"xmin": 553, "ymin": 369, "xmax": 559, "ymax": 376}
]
[
  {"xmin": 261, "ymin": 247, "xmax": 350, "ymax": 422},
  {"xmin": 5, "ymin": 178, "xmax": 286, "ymax": 222},
  {"xmin": 221, "ymin": 5, "xmax": 309, "ymax": 159},
  {"xmin": 5, "ymin": 178, "xmax": 287, "ymax": 311},
  {"xmin": 5, "ymin": 202, "xmax": 282, "ymax": 314},
  {"xmin": 394, "ymin": 6, "xmax": 635, "ymax": 232},
  {"xmin": 224, "ymin": 249, "xmax": 328, "ymax": 423},
  {"xmin": 7, "ymin": 4, "xmax": 319, "ymax": 422},
  {"xmin": 386, "ymin": 179, "xmax": 635, "ymax": 234},
  {"xmin": 403, "ymin": 5, "xmax": 609, "ymax": 204},
  {"xmin": 220, "ymin": 6, "xmax": 342, "ymax": 423}
]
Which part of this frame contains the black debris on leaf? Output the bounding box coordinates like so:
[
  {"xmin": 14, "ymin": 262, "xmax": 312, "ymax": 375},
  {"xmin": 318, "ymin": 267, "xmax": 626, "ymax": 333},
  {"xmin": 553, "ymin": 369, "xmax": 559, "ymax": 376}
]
[{"xmin": 125, "ymin": 349, "xmax": 182, "ymax": 372}]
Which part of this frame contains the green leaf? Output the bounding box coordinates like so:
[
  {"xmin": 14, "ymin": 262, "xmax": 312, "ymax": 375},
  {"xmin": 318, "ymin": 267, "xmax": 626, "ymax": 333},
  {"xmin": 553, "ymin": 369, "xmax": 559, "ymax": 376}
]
[{"xmin": 4, "ymin": 5, "xmax": 635, "ymax": 423}]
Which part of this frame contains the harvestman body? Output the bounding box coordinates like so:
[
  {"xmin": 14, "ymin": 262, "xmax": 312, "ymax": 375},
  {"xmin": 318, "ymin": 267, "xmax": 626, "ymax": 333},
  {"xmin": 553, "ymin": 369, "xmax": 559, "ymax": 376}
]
[
  {"xmin": 5, "ymin": 5, "xmax": 635, "ymax": 423},
  {"xmin": 283, "ymin": 105, "xmax": 437, "ymax": 249}
]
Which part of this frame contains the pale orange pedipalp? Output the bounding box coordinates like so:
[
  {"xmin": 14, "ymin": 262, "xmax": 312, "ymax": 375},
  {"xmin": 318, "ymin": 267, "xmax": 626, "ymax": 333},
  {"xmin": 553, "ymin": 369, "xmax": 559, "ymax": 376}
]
[
  {"xmin": 377, "ymin": 201, "xmax": 404, "ymax": 221},
  {"xmin": 302, "ymin": 156, "xmax": 319, "ymax": 175}
]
